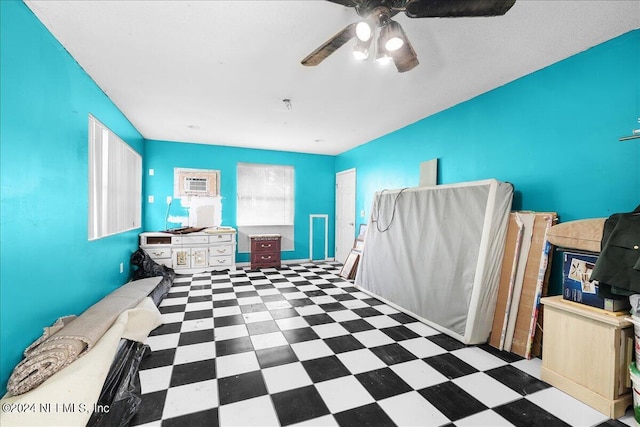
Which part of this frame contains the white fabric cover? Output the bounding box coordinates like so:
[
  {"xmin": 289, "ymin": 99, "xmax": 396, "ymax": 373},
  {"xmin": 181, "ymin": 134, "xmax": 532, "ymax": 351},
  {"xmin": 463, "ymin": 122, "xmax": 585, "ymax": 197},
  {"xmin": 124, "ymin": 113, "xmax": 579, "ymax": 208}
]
[{"xmin": 355, "ymin": 179, "xmax": 513, "ymax": 344}]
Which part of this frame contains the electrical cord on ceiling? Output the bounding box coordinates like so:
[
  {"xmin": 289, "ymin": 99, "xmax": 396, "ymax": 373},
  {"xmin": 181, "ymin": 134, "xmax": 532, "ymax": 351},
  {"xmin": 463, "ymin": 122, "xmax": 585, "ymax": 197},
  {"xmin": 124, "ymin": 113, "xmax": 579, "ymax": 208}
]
[{"xmin": 371, "ymin": 188, "xmax": 408, "ymax": 232}]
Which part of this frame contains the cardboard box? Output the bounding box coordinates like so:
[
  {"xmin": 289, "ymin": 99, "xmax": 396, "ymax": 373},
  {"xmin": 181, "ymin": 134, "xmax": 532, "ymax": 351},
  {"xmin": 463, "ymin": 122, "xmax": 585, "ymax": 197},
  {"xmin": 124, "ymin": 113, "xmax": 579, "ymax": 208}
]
[{"xmin": 562, "ymin": 251, "xmax": 629, "ymax": 312}]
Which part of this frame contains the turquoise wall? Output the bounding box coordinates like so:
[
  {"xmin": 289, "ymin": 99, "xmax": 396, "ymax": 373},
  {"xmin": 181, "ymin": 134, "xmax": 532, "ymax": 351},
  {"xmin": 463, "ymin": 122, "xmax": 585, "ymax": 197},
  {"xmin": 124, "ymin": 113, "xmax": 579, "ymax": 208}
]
[
  {"xmin": 144, "ymin": 140, "xmax": 336, "ymax": 263},
  {"xmin": 336, "ymin": 30, "xmax": 640, "ymax": 295},
  {"xmin": 0, "ymin": 1, "xmax": 144, "ymax": 392}
]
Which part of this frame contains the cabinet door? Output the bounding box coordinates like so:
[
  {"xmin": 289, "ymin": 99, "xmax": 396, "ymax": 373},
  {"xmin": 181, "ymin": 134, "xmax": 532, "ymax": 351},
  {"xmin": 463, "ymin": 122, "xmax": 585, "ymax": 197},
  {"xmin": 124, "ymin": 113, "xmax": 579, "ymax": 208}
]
[
  {"xmin": 173, "ymin": 248, "xmax": 190, "ymax": 269},
  {"xmin": 192, "ymin": 248, "xmax": 209, "ymax": 268}
]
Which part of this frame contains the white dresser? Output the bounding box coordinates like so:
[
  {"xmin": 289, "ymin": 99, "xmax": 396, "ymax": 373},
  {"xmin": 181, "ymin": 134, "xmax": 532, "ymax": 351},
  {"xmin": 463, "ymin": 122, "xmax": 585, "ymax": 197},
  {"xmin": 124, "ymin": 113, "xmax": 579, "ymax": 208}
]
[{"xmin": 139, "ymin": 228, "xmax": 236, "ymax": 274}]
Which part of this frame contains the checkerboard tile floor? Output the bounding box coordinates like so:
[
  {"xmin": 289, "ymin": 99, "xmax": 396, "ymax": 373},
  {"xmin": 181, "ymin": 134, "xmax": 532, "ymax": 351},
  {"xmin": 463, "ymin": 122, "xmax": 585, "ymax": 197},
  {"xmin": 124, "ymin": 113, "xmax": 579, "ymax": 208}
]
[{"xmin": 131, "ymin": 262, "xmax": 637, "ymax": 427}]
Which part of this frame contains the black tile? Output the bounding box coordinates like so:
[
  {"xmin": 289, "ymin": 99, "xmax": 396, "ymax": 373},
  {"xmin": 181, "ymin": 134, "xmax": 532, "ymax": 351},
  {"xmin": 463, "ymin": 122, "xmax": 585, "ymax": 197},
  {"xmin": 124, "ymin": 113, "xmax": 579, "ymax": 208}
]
[
  {"xmin": 283, "ymin": 327, "xmax": 320, "ymax": 344},
  {"xmin": 139, "ymin": 348, "xmax": 176, "ymax": 370},
  {"xmin": 187, "ymin": 295, "xmax": 212, "ymax": 303},
  {"xmin": 333, "ymin": 403, "xmax": 396, "ymax": 427},
  {"xmin": 169, "ymin": 359, "xmax": 216, "ymax": 387},
  {"xmin": 149, "ymin": 322, "xmax": 182, "ymax": 336},
  {"xmin": 214, "ymin": 314, "xmax": 245, "ymax": 327},
  {"xmin": 165, "ymin": 291, "xmax": 189, "ymax": 299},
  {"xmin": 130, "ymin": 389, "xmax": 166, "ymax": 425},
  {"xmin": 291, "ymin": 280, "xmax": 311, "ymax": 286},
  {"xmin": 278, "ymin": 287, "xmax": 300, "ymax": 294},
  {"xmin": 427, "ymin": 334, "xmax": 467, "ymax": 351},
  {"xmin": 235, "ymin": 290, "xmax": 259, "ymax": 298},
  {"xmin": 255, "ymin": 283, "xmax": 277, "ymax": 289},
  {"xmin": 340, "ymin": 319, "xmax": 375, "ymax": 333},
  {"xmin": 212, "ymin": 277, "xmax": 232, "ymax": 284},
  {"xmin": 212, "ymin": 299, "xmax": 239, "ymax": 308},
  {"xmin": 356, "ymin": 367, "xmax": 413, "ymax": 400},
  {"xmin": 324, "ymin": 335, "xmax": 365, "ymax": 354},
  {"xmin": 318, "ymin": 302, "xmax": 346, "ymax": 312},
  {"xmin": 161, "ymin": 408, "xmax": 218, "ymax": 427},
  {"xmin": 302, "ymin": 355, "xmax": 351, "ymax": 382},
  {"xmin": 211, "ymin": 287, "xmax": 233, "ymax": 294},
  {"xmin": 352, "ymin": 307, "xmax": 383, "ymax": 318},
  {"xmin": 240, "ymin": 303, "xmax": 268, "ymax": 313},
  {"xmin": 261, "ymin": 293, "xmax": 286, "ymax": 303},
  {"xmin": 423, "ymin": 353, "xmax": 478, "ymax": 379},
  {"xmin": 159, "ymin": 305, "xmax": 186, "ymax": 314},
  {"xmin": 191, "ymin": 276, "xmax": 210, "ymax": 281},
  {"xmin": 389, "ymin": 312, "xmax": 418, "ymax": 324},
  {"xmin": 289, "ymin": 298, "xmax": 314, "ymax": 307},
  {"xmin": 190, "ymin": 284, "xmax": 211, "ymax": 291},
  {"xmin": 361, "ymin": 298, "xmax": 386, "ymax": 306},
  {"xmin": 341, "ymin": 286, "xmax": 359, "ymax": 293},
  {"xmin": 215, "ymin": 336, "xmax": 254, "ymax": 356},
  {"xmin": 485, "ymin": 365, "xmax": 551, "ymax": 396},
  {"xmin": 477, "ymin": 343, "xmax": 524, "ymax": 363},
  {"xmin": 418, "ymin": 381, "xmax": 487, "ymax": 421},
  {"xmin": 317, "ymin": 283, "xmax": 337, "ymax": 289},
  {"xmin": 270, "ymin": 308, "xmax": 300, "ymax": 320},
  {"xmin": 177, "ymin": 329, "xmax": 214, "ymax": 346},
  {"xmin": 595, "ymin": 420, "xmax": 632, "ymax": 427},
  {"xmin": 304, "ymin": 290, "xmax": 327, "ymax": 297},
  {"xmin": 217, "ymin": 371, "xmax": 268, "ymax": 405},
  {"xmin": 247, "ymin": 320, "xmax": 280, "ymax": 335},
  {"xmin": 256, "ymin": 345, "xmax": 299, "ymax": 369},
  {"xmin": 370, "ymin": 343, "xmax": 418, "ymax": 365},
  {"xmin": 184, "ymin": 309, "xmax": 213, "ymax": 320},
  {"xmin": 332, "ymin": 293, "xmax": 356, "ymax": 302},
  {"xmin": 380, "ymin": 325, "xmax": 421, "ymax": 341},
  {"xmin": 493, "ymin": 398, "xmax": 571, "ymax": 427},
  {"xmin": 271, "ymin": 385, "xmax": 331, "ymax": 426},
  {"xmin": 303, "ymin": 313, "xmax": 335, "ymax": 326}
]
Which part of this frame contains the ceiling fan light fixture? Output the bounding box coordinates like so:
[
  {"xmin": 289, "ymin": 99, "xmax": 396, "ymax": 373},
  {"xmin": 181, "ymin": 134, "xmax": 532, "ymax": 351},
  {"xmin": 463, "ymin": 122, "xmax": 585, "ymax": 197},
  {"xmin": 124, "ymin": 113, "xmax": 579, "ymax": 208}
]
[
  {"xmin": 375, "ymin": 32, "xmax": 391, "ymax": 65},
  {"xmin": 381, "ymin": 20, "xmax": 404, "ymax": 52},
  {"xmin": 355, "ymin": 21, "xmax": 372, "ymax": 41},
  {"xmin": 353, "ymin": 36, "xmax": 372, "ymax": 60}
]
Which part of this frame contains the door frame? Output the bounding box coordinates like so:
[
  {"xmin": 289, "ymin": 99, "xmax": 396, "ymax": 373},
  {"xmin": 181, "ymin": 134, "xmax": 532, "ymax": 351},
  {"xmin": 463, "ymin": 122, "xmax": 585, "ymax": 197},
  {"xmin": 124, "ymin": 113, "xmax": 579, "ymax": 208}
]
[{"xmin": 335, "ymin": 168, "xmax": 356, "ymax": 264}]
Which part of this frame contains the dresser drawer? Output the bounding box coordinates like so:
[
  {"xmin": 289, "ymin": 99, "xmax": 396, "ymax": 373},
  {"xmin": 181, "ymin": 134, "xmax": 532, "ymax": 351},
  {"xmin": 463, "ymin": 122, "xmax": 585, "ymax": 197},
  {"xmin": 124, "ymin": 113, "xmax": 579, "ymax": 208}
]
[
  {"xmin": 210, "ymin": 255, "xmax": 233, "ymax": 267},
  {"xmin": 144, "ymin": 246, "xmax": 171, "ymax": 259},
  {"xmin": 209, "ymin": 234, "xmax": 233, "ymax": 243},
  {"xmin": 251, "ymin": 238, "xmax": 281, "ymax": 253},
  {"xmin": 210, "ymin": 244, "xmax": 233, "ymax": 256},
  {"xmin": 173, "ymin": 235, "xmax": 209, "ymax": 245}
]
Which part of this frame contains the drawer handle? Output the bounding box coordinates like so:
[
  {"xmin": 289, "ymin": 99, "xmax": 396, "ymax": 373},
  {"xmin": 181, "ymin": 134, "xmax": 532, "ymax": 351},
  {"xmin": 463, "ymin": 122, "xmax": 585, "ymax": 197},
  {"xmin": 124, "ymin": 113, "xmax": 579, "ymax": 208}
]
[
  {"xmin": 216, "ymin": 249, "xmax": 227, "ymax": 253},
  {"xmin": 261, "ymin": 243, "xmax": 272, "ymax": 248},
  {"xmin": 152, "ymin": 252, "xmax": 164, "ymax": 256},
  {"xmin": 217, "ymin": 259, "xmax": 226, "ymax": 264},
  {"xmin": 261, "ymin": 255, "xmax": 272, "ymax": 260}
]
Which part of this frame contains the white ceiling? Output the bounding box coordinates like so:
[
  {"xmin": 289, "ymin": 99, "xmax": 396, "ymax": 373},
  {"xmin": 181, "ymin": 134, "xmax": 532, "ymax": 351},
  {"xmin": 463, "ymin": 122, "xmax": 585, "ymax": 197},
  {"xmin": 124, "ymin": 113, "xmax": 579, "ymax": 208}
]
[{"xmin": 25, "ymin": 0, "xmax": 640, "ymax": 155}]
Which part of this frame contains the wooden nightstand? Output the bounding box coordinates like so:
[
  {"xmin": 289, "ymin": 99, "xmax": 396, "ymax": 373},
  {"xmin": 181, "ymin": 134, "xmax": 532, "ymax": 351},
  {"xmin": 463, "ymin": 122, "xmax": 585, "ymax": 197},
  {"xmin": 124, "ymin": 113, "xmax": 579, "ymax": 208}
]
[{"xmin": 250, "ymin": 234, "xmax": 281, "ymax": 270}]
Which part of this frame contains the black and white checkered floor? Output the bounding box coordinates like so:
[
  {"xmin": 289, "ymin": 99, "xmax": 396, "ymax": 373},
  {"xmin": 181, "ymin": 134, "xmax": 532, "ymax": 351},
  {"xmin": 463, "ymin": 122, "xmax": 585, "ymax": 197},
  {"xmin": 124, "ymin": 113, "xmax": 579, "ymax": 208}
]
[{"xmin": 131, "ymin": 262, "xmax": 636, "ymax": 427}]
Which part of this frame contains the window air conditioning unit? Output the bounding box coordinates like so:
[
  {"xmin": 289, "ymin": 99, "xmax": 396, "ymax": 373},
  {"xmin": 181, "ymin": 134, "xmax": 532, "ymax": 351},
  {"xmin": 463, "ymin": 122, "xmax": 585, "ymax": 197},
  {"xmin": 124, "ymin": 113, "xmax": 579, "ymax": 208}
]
[{"xmin": 174, "ymin": 168, "xmax": 220, "ymax": 198}]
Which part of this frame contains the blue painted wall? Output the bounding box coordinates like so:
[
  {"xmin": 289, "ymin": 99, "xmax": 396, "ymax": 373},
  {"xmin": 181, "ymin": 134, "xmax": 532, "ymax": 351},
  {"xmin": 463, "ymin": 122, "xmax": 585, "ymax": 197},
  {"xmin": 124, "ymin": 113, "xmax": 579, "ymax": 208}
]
[
  {"xmin": 0, "ymin": 1, "xmax": 144, "ymax": 392},
  {"xmin": 336, "ymin": 30, "xmax": 640, "ymax": 295},
  {"xmin": 144, "ymin": 140, "xmax": 336, "ymax": 263}
]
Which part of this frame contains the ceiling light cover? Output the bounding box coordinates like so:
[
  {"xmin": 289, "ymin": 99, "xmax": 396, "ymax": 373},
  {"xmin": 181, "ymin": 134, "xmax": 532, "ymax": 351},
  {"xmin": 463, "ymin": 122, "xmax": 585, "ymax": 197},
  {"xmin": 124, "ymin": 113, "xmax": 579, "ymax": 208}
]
[
  {"xmin": 353, "ymin": 37, "xmax": 372, "ymax": 60},
  {"xmin": 355, "ymin": 21, "xmax": 372, "ymax": 41},
  {"xmin": 382, "ymin": 21, "xmax": 404, "ymax": 52}
]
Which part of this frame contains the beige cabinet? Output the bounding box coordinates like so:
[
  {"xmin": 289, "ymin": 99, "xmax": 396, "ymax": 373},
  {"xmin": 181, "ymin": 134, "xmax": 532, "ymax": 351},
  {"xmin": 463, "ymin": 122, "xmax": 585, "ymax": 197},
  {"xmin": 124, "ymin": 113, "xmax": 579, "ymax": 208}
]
[
  {"xmin": 540, "ymin": 296, "xmax": 633, "ymax": 418},
  {"xmin": 140, "ymin": 228, "xmax": 236, "ymax": 274}
]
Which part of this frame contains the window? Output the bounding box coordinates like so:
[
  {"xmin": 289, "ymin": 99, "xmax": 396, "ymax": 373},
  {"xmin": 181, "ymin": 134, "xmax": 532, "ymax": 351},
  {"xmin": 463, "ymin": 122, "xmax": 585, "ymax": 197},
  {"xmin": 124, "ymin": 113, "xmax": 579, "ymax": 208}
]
[
  {"xmin": 88, "ymin": 115, "xmax": 142, "ymax": 240},
  {"xmin": 236, "ymin": 163, "xmax": 294, "ymax": 252}
]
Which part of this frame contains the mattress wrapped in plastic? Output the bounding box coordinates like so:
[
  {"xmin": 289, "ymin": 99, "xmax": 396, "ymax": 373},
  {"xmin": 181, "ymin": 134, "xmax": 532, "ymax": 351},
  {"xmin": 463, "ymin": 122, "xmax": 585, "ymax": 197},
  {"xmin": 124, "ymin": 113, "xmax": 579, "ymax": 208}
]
[{"xmin": 356, "ymin": 179, "xmax": 513, "ymax": 344}]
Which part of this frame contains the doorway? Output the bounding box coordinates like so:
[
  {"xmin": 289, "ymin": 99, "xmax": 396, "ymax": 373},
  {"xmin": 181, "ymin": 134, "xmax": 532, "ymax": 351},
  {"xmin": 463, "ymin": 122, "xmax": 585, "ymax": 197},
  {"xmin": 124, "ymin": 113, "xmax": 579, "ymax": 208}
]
[{"xmin": 335, "ymin": 168, "xmax": 356, "ymax": 264}]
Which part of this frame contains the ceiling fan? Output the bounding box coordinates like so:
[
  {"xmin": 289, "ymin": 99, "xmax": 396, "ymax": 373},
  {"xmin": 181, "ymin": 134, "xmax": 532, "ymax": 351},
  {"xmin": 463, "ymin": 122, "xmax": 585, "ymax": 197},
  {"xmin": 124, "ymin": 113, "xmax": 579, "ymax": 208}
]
[{"xmin": 301, "ymin": 0, "xmax": 516, "ymax": 73}]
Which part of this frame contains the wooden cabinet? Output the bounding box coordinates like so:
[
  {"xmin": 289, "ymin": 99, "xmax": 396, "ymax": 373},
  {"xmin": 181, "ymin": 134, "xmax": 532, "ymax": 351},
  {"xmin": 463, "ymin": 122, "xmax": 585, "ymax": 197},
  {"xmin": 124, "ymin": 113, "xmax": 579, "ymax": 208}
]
[
  {"xmin": 250, "ymin": 234, "xmax": 281, "ymax": 270},
  {"xmin": 140, "ymin": 228, "xmax": 236, "ymax": 274},
  {"xmin": 540, "ymin": 296, "xmax": 633, "ymax": 418}
]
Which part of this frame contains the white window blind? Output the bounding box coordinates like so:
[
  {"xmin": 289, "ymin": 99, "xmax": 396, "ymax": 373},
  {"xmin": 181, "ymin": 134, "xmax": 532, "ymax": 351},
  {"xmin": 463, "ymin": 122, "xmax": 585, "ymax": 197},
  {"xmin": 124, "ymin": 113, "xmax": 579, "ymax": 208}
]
[
  {"xmin": 236, "ymin": 163, "xmax": 295, "ymax": 252},
  {"xmin": 88, "ymin": 115, "xmax": 142, "ymax": 240}
]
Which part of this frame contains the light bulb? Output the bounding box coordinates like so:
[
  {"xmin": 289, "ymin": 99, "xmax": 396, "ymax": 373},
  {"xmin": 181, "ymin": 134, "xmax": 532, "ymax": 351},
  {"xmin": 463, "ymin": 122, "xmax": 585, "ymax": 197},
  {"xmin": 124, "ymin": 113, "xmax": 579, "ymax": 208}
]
[{"xmin": 356, "ymin": 21, "xmax": 372, "ymax": 41}]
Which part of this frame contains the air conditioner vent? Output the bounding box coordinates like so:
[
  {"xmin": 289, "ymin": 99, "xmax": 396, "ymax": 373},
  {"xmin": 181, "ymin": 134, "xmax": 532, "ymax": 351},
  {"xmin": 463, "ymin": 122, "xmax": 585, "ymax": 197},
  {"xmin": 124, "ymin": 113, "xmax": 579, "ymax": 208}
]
[{"xmin": 184, "ymin": 177, "xmax": 208, "ymax": 194}]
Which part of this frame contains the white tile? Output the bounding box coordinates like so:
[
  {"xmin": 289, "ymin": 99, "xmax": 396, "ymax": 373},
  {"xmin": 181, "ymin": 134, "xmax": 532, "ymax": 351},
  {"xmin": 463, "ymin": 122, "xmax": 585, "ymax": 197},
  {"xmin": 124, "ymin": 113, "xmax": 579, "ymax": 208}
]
[
  {"xmin": 373, "ymin": 305, "xmax": 400, "ymax": 315},
  {"xmin": 265, "ymin": 300, "xmax": 293, "ymax": 310},
  {"xmin": 339, "ymin": 299, "xmax": 370, "ymax": 309},
  {"xmin": 511, "ymin": 357, "xmax": 543, "ymax": 379},
  {"xmin": 399, "ymin": 337, "xmax": 447, "ymax": 358},
  {"xmin": 315, "ymin": 376, "xmax": 375, "ymax": 413},
  {"xmin": 390, "ymin": 360, "xmax": 449, "ymax": 389},
  {"xmin": 404, "ymin": 322, "xmax": 440, "ymax": 337},
  {"xmin": 351, "ymin": 292, "xmax": 371, "ymax": 300},
  {"xmin": 160, "ymin": 297, "xmax": 188, "ymax": 307},
  {"xmin": 188, "ymin": 289, "xmax": 211, "ymax": 297},
  {"xmin": 185, "ymin": 301, "xmax": 213, "ymax": 312},
  {"xmin": 273, "ymin": 282, "xmax": 295, "ymax": 289},
  {"xmin": 337, "ymin": 349, "xmax": 387, "ymax": 374},
  {"xmin": 233, "ymin": 285, "xmax": 255, "ymax": 293},
  {"xmin": 276, "ymin": 316, "xmax": 310, "ymax": 330},
  {"xmin": 297, "ymin": 284, "xmax": 320, "ymax": 292},
  {"xmin": 323, "ymin": 288, "xmax": 346, "ymax": 295},
  {"xmin": 252, "ymin": 279, "xmax": 273, "ymax": 285},
  {"xmin": 378, "ymin": 391, "xmax": 450, "ymax": 427},
  {"xmin": 211, "ymin": 282, "xmax": 233, "ymax": 289},
  {"xmin": 455, "ymin": 409, "xmax": 514, "ymax": 426},
  {"xmin": 453, "ymin": 372, "xmax": 522, "ymax": 408},
  {"xmin": 353, "ymin": 329, "xmax": 395, "ymax": 348},
  {"xmin": 451, "ymin": 347, "xmax": 508, "ymax": 371},
  {"xmin": 212, "ymin": 292, "xmax": 237, "ymax": 301},
  {"xmin": 289, "ymin": 414, "xmax": 338, "ymax": 427},
  {"xmin": 145, "ymin": 333, "xmax": 180, "ymax": 351},
  {"xmin": 139, "ymin": 366, "xmax": 173, "ymax": 394},
  {"xmin": 365, "ymin": 315, "xmax": 401, "ymax": 329},
  {"xmin": 262, "ymin": 362, "xmax": 313, "ymax": 393},
  {"xmin": 295, "ymin": 305, "xmax": 325, "ymax": 316},
  {"xmin": 214, "ymin": 324, "xmax": 248, "ymax": 341},
  {"xmin": 219, "ymin": 395, "xmax": 280, "ymax": 427},
  {"xmin": 180, "ymin": 317, "xmax": 214, "ymax": 332},
  {"xmin": 311, "ymin": 323, "xmax": 350, "ymax": 339},
  {"xmin": 290, "ymin": 340, "xmax": 334, "ymax": 361},
  {"xmin": 327, "ymin": 310, "xmax": 360, "ymax": 322},
  {"xmin": 256, "ymin": 288, "xmax": 279, "ymax": 296},
  {"xmin": 174, "ymin": 341, "xmax": 216, "ymax": 365},
  {"xmin": 213, "ymin": 305, "xmax": 242, "ymax": 317},
  {"xmin": 310, "ymin": 295, "xmax": 338, "ymax": 305},
  {"xmin": 162, "ymin": 379, "xmax": 218, "ymax": 419},
  {"xmin": 526, "ymin": 387, "xmax": 609, "ymax": 426},
  {"xmin": 161, "ymin": 311, "xmax": 185, "ymax": 324},
  {"xmin": 251, "ymin": 331, "xmax": 288, "ymax": 350},
  {"xmin": 238, "ymin": 296, "xmax": 263, "ymax": 305},
  {"xmin": 284, "ymin": 292, "xmax": 308, "ymax": 300},
  {"xmin": 216, "ymin": 351, "xmax": 260, "ymax": 378},
  {"xmin": 242, "ymin": 311, "xmax": 273, "ymax": 323}
]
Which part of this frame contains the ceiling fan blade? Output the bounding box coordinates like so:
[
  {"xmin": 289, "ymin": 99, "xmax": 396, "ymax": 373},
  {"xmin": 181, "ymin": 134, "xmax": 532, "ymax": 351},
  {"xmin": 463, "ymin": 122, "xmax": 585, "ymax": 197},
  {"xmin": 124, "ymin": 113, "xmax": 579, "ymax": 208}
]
[
  {"xmin": 390, "ymin": 25, "xmax": 419, "ymax": 72},
  {"xmin": 301, "ymin": 23, "xmax": 357, "ymax": 66},
  {"xmin": 404, "ymin": 0, "xmax": 516, "ymax": 18}
]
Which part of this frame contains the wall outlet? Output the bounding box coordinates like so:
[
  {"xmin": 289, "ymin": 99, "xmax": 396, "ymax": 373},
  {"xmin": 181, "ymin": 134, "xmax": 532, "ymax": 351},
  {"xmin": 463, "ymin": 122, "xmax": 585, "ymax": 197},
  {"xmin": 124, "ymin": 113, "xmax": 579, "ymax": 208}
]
[
  {"xmin": 119, "ymin": 262, "xmax": 124, "ymax": 273},
  {"xmin": 149, "ymin": 168, "xmax": 154, "ymax": 176},
  {"xmin": 148, "ymin": 195, "xmax": 154, "ymax": 203}
]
